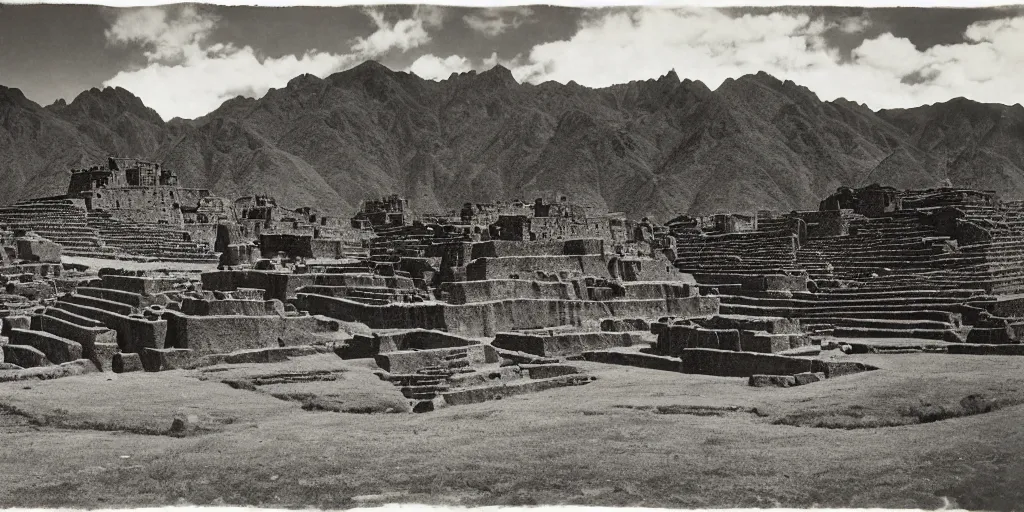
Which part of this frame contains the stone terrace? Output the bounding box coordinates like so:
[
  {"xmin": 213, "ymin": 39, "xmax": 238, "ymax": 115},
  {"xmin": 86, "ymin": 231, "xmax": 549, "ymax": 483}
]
[
  {"xmin": 0, "ymin": 198, "xmax": 217, "ymax": 263},
  {"xmin": 669, "ymin": 187, "xmax": 1024, "ymax": 346},
  {"xmin": 0, "ymin": 198, "xmax": 117, "ymax": 259}
]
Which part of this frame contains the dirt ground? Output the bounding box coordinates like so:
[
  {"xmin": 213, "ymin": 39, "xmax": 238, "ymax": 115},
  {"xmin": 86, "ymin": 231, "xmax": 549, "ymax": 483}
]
[
  {"xmin": 1, "ymin": 349, "xmax": 1022, "ymax": 510},
  {"xmin": 62, "ymin": 256, "xmax": 219, "ymax": 273}
]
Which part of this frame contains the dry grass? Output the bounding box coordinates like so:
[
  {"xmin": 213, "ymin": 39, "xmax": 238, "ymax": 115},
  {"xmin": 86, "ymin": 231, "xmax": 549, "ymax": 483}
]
[{"xmin": 0, "ymin": 351, "xmax": 1022, "ymax": 509}]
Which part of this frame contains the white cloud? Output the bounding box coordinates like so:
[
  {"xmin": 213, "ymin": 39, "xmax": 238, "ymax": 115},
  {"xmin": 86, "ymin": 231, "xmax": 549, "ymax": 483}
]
[
  {"xmin": 838, "ymin": 15, "xmax": 871, "ymax": 34},
  {"xmin": 102, "ymin": 6, "xmax": 440, "ymax": 120},
  {"xmin": 463, "ymin": 7, "xmax": 534, "ymax": 37},
  {"xmin": 851, "ymin": 33, "xmax": 924, "ymax": 77},
  {"xmin": 413, "ymin": 5, "xmax": 447, "ymax": 29},
  {"xmin": 481, "ymin": 52, "xmax": 537, "ymax": 82},
  {"xmin": 351, "ymin": 8, "xmax": 432, "ymax": 57},
  {"xmin": 104, "ymin": 6, "xmax": 217, "ymax": 62},
  {"xmin": 102, "ymin": 5, "xmax": 1024, "ymax": 119},
  {"xmin": 495, "ymin": 7, "xmax": 1024, "ymax": 109},
  {"xmin": 105, "ymin": 49, "xmax": 356, "ymax": 121},
  {"xmin": 406, "ymin": 54, "xmax": 473, "ymax": 80}
]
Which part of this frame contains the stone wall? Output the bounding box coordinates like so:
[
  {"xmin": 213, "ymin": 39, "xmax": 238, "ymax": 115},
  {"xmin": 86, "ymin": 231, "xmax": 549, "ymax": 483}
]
[
  {"xmin": 162, "ymin": 311, "xmax": 338, "ymax": 354},
  {"xmin": 53, "ymin": 301, "xmax": 166, "ymax": 354},
  {"xmin": 469, "ymin": 239, "xmax": 604, "ymax": 259},
  {"xmin": 89, "ymin": 186, "xmax": 210, "ymax": 225},
  {"xmin": 181, "ymin": 223, "xmax": 220, "ymax": 249},
  {"xmin": 492, "ymin": 331, "xmax": 644, "ymax": 357},
  {"xmin": 179, "ymin": 298, "xmax": 285, "ymax": 316},
  {"xmin": 295, "ymin": 293, "xmax": 719, "ymax": 337},
  {"xmin": 439, "ymin": 279, "xmax": 579, "ymax": 304},
  {"xmin": 203, "ymin": 270, "xmax": 407, "ymax": 301},
  {"xmin": 466, "ymin": 255, "xmax": 610, "ymax": 281},
  {"xmin": 791, "ymin": 210, "xmax": 848, "ymax": 237},
  {"xmin": 101, "ymin": 275, "xmax": 182, "ymax": 296}
]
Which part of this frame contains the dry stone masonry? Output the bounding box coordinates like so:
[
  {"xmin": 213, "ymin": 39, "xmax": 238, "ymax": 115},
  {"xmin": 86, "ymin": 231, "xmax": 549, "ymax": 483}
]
[{"xmin": 5, "ymin": 167, "xmax": 1024, "ymax": 406}]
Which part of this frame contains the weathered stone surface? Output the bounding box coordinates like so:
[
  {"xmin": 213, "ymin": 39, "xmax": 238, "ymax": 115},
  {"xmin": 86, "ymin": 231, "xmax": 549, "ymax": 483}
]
[
  {"xmin": 441, "ymin": 374, "xmax": 594, "ymax": 406},
  {"xmin": 470, "ymin": 239, "xmax": 602, "ymax": 259},
  {"xmin": 0, "ymin": 359, "xmax": 95, "ymax": 382},
  {"xmin": 947, "ymin": 343, "xmax": 1024, "ymax": 356},
  {"xmin": 15, "ymin": 237, "xmax": 62, "ymax": 263},
  {"xmin": 809, "ymin": 360, "xmax": 879, "ymax": 378},
  {"xmin": 162, "ymin": 311, "xmax": 337, "ymax": 354},
  {"xmin": 657, "ymin": 325, "xmax": 741, "ymax": 355},
  {"xmin": 9, "ymin": 328, "xmax": 83, "ymax": 364},
  {"xmin": 92, "ymin": 342, "xmax": 119, "ymax": 371},
  {"xmin": 112, "ymin": 352, "xmax": 144, "ymax": 373},
  {"xmin": 522, "ymin": 363, "xmax": 581, "ymax": 379},
  {"xmin": 61, "ymin": 293, "xmax": 135, "ymax": 315},
  {"xmin": 748, "ymin": 374, "xmax": 797, "ymax": 387},
  {"xmin": 0, "ymin": 315, "xmax": 30, "ymax": 336},
  {"xmin": 53, "ymin": 300, "xmax": 167, "ymax": 354},
  {"xmin": 194, "ymin": 346, "xmax": 317, "ymax": 366},
  {"xmin": 296, "ymin": 293, "xmax": 719, "ymax": 338},
  {"xmin": 493, "ymin": 331, "xmax": 642, "ymax": 357},
  {"xmin": 738, "ymin": 331, "xmax": 796, "ymax": 353},
  {"xmin": 229, "ymin": 346, "xmax": 316, "ymax": 363},
  {"xmin": 74, "ymin": 287, "xmax": 149, "ymax": 308},
  {"xmin": 700, "ymin": 315, "xmax": 801, "ymax": 334},
  {"xmin": 793, "ymin": 372, "xmax": 826, "ymax": 385},
  {"xmin": 220, "ymin": 243, "xmax": 261, "ymax": 267},
  {"xmin": 680, "ymin": 348, "xmax": 816, "ymax": 377},
  {"xmin": 2, "ymin": 344, "xmax": 49, "ymax": 368},
  {"xmin": 440, "ymin": 279, "xmax": 577, "ymax": 304},
  {"xmin": 39, "ymin": 314, "xmax": 116, "ymax": 358},
  {"xmin": 581, "ymin": 349, "xmax": 684, "ymax": 372},
  {"xmin": 43, "ymin": 307, "xmax": 106, "ymax": 328},
  {"xmin": 779, "ymin": 345, "xmax": 821, "ymax": 357},
  {"xmin": 374, "ymin": 344, "xmax": 499, "ymax": 374},
  {"xmin": 600, "ymin": 318, "xmax": 651, "ymax": 332},
  {"xmin": 141, "ymin": 348, "xmax": 195, "ymax": 371},
  {"xmin": 492, "ymin": 347, "xmax": 560, "ymax": 365},
  {"xmin": 179, "ymin": 297, "xmax": 285, "ymax": 316},
  {"xmin": 100, "ymin": 275, "xmax": 181, "ymax": 296}
]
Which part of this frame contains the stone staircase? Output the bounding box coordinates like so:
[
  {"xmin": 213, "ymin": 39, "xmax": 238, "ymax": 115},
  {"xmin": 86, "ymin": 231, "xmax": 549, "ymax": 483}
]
[
  {"xmin": 369, "ymin": 224, "xmax": 470, "ymax": 258},
  {"xmin": 86, "ymin": 212, "xmax": 218, "ymax": 263},
  {"xmin": 0, "ymin": 198, "xmax": 119, "ymax": 258},
  {"xmin": 0, "ymin": 198, "xmax": 218, "ymax": 263},
  {"xmin": 669, "ymin": 201, "xmax": 1019, "ymax": 342}
]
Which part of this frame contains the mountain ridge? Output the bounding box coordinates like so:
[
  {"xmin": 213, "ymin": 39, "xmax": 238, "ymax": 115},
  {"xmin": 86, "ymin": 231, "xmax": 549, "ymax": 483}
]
[{"xmin": 4, "ymin": 62, "xmax": 1024, "ymax": 220}]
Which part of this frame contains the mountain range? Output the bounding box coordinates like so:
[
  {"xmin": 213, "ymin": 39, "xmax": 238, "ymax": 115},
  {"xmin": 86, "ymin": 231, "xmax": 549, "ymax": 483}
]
[{"xmin": 3, "ymin": 60, "xmax": 1024, "ymax": 221}]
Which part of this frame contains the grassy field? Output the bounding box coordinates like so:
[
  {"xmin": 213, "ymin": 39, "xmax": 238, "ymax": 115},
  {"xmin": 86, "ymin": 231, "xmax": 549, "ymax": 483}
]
[{"xmin": 1, "ymin": 350, "xmax": 1022, "ymax": 509}]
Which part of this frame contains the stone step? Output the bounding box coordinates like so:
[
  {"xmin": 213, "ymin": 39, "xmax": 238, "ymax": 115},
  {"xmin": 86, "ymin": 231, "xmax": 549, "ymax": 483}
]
[
  {"xmin": 832, "ymin": 326, "xmax": 963, "ymax": 342},
  {"xmin": 59, "ymin": 294, "xmax": 136, "ymax": 316},
  {"xmin": 440, "ymin": 374, "xmax": 595, "ymax": 406},
  {"xmin": 793, "ymin": 316, "xmax": 954, "ymax": 331},
  {"xmin": 9, "ymin": 328, "xmax": 83, "ymax": 364}
]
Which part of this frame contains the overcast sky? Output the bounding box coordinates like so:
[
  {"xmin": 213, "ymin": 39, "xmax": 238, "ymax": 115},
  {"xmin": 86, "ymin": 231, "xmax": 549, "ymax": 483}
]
[{"xmin": 2, "ymin": 3, "xmax": 1022, "ymax": 120}]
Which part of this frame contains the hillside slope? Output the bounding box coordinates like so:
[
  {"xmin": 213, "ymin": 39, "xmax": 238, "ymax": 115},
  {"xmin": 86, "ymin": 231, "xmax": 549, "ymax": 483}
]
[{"xmin": 3, "ymin": 61, "xmax": 1024, "ymax": 220}]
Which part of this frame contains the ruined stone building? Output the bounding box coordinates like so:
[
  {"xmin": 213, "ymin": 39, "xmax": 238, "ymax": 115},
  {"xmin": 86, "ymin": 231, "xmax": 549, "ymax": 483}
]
[
  {"xmin": 67, "ymin": 157, "xmax": 220, "ymax": 226},
  {"xmin": 489, "ymin": 197, "xmax": 633, "ymax": 244},
  {"xmin": 351, "ymin": 195, "xmax": 410, "ymax": 230}
]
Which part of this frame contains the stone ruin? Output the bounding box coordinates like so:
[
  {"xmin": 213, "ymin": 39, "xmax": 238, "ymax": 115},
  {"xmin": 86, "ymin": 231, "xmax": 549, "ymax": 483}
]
[
  {"xmin": 0, "ymin": 158, "xmax": 371, "ymax": 267},
  {"xmin": 6, "ymin": 180, "xmax": 1024, "ymax": 409}
]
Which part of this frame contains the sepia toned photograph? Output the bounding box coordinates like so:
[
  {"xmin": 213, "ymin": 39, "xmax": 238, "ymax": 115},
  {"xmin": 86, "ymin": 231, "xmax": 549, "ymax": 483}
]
[{"xmin": 0, "ymin": 1, "xmax": 1022, "ymax": 509}]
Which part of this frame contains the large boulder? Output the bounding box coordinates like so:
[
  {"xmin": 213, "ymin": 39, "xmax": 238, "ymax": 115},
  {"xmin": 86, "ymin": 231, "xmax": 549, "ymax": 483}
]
[
  {"xmin": 748, "ymin": 374, "xmax": 797, "ymax": 387},
  {"xmin": 2, "ymin": 344, "xmax": 50, "ymax": 368},
  {"xmin": 16, "ymin": 237, "xmax": 62, "ymax": 263}
]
